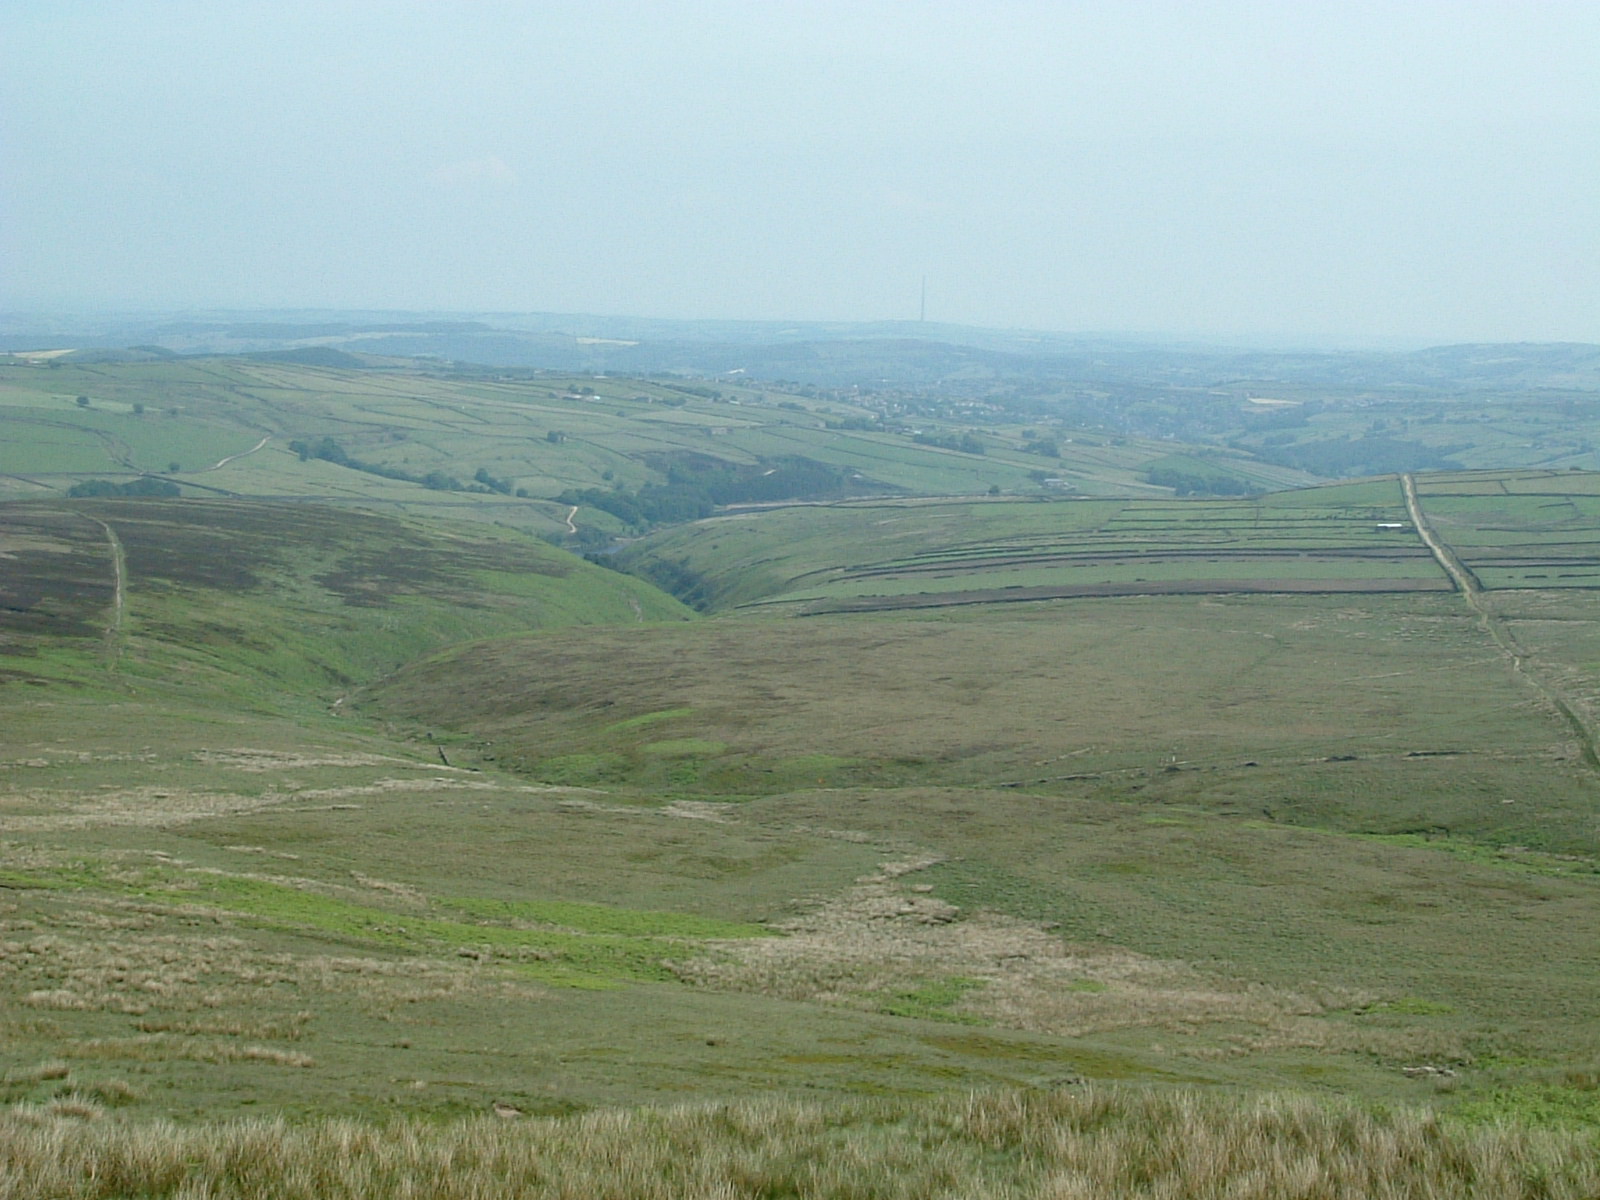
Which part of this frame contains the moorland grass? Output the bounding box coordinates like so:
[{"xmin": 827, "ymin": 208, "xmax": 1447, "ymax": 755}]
[
  {"xmin": 0, "ymin": 498, "xmax": 689, "ymax": 704},
  {"xmin": 2, "ymin": 1088, "xmax": 1596, "ymax": 1200},
  {"xmin": 7, "ymin": 468, "xmax": 1600, "ymax": 1168}
]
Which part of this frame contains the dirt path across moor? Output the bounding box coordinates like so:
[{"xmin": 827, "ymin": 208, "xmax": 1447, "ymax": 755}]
[{"xmin": 83, "ymin": 514, "xmax": 127, "ymax": 669}]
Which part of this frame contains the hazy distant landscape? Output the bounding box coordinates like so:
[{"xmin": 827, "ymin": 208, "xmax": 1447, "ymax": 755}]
[
  {"xmin": 6, "ymin": 1, "xmax": 1599, "ymax": 1195},
  {"xmin": 3, "ymin": 321, "xmax": 1600, "ymax": 1196}
]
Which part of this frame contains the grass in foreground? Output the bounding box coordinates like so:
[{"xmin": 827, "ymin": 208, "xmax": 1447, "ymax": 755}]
[{"xmin": 3, "ymin": 1087, "xmax": 1596, "ymax": 1200}]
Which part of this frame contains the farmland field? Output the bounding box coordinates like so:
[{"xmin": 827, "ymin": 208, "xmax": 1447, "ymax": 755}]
[
  {"xmin": 1413, "ymin": 470, "xmax": 1600, "ymax": 590},
  {"xmin": 622, "ymin": 478, "xmax": 1458, "ymax": 612},
  {"xmin": 0, "ymin": 359, "xmax": 1205, "ymax": 538}
]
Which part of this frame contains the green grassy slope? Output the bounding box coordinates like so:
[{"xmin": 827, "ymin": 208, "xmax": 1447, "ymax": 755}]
[
  {"xmin": 617, "ymin": 477, "xmax": 1450, "ymax": 611},
  {"xmin": 0, "ymin": 359, "xmax": 1219, "ymax": 537},
  {"xmin": 362, "ymin": 472, "xmax": 1600, "ymax": 1122},
  {"xmin": 0, "ymin": 498, "xmax": 688, "ymax": 701},
  {"xmin": 5, "ymin": 473, "xmax": 1600, "ymax": 1152},
  {"xmin": 1, "ymin": 495, "xmax": 1248, "ymax": 1119}
]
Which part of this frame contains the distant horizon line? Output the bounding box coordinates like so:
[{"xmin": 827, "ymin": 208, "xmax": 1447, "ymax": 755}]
[{"xmin": 1, "ymin": 304, "xmax": 1594, "ymax": 355}]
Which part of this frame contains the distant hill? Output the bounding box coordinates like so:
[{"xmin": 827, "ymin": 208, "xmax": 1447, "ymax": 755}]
[{"xmin": 6, "ymin": 310, "xmax": 1596, "ymax": 391}]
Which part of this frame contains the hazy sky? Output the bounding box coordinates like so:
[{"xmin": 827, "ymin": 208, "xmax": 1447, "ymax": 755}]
[{"xmin": 5, "ymin": 1, "xmax": 1597, "ymax": 343}]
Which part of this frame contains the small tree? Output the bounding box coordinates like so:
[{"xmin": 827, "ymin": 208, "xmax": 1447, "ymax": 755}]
[
  {"xmin": 167, "ymin": 461, "xmax": 181, "ymax": 473},
  {"xmin": 75, "ymin": 396, "xmax": 90, "ymax": 408}
]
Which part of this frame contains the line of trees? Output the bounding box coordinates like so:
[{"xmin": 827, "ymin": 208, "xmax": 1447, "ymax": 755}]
[
  {"xmin": 289, "ymin": 437, "xmax": 465, "ymax": 492},
  {"xmin": 558, "ymin": 456, "xmax": 867, "ymax": 531},
  {"xmin": 1142, "ymin": 467, "xmax": 1259, "ymax": 496},
  {"xmin": 68, "ymin": 477, "xmax": 180, "ymax": 498},
  {"xmin": 912, "ymin": 431, "xmax": 987, "ymax": 455}
]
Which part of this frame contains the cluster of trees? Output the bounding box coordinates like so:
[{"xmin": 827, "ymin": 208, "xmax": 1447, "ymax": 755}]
[
  {"xmin": 628, "ymin": 554, "xmax": 715, "ymax": 610},
  {"xmin": 559, "ymin": 482, "xmax": 713, "ymax": 529},
  {"xmin": 1142, "ymin": 467, "xmax": 1259, "ymax": 496},
  {"xmin": 911, "ymin": 431, "xmax": 987, "ymax": 455},
  {"xmin": 1252, "ymin": 436, "xmax": 1461, "ymax": 478},
  {"xmin": 473, "ymin": 467, "xmax": 513, "ymax": 495},
  {"xmin": 558, "ymin": 456, "xmax": 864, "ymax": 532},
  {"xmin": 289, "ymin": 436, "xmax": 465, "ymax": 492},
  {"xmin": 67, "ymin": 477, "xmax": 180, "ymax": 498}
]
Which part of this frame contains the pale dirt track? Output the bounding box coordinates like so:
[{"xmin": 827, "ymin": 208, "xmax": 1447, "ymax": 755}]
[
  {"xmin": 205, "ymin": 435, "xmax": 271, "ymax": 471},
  {"xmin": 83, "ymin": 514, "xmax": 126, "ymax": 667}
]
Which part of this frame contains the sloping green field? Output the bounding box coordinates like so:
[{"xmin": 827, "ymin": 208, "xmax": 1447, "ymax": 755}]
[
  {"xmin": 0, "ymin": 498, "xmax": 688, "ymax": 697},
  {"xmin": 620, "ymin": 478, "xmax": 1455, "ymax": 611},
  {"xmin": 364, "ymin": 473, "xmax": 1600, "ymax": 1125},
  {"xmin": 3, "ymin": 474, "xmax": 1599, "ymax": 1192},
  {"xmin": 0, "ymin": 359, "xmax": 1207, "ymax": 540}
]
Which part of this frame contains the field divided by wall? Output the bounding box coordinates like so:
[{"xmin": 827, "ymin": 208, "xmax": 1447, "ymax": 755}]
[{"xmin": 623, "ymin": 478, "xmax": 1467, "ymax": 612}]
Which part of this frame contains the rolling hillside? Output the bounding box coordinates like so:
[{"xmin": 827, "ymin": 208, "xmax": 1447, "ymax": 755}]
[
  {"xmin": 0, "ymin": 358, "xmax": 1196, "ymax": 539},
  {"xmin": 361, "ymin": 471, "xmax": 1600, "ymax": 1118},
  {"xmin": 2, "ymin": 467, "xmax": 1599, "ymax": 1193}
]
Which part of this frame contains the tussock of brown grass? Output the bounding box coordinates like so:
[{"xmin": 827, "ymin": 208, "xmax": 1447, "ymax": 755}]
[
  {"xmin": 0, "ymin": 933, "xmax": 298, "ymax": 1018},
  {"xmin": 0, "ymin": 924, "xmax": 521, "ymax": 1030},
  {"xmin": 0, "ymin": 1088, "xmax": 1593, "ymax": 1199},
  {"xmin": 134, "ymin": 1013, "xmax": 312, "ymax": 1041},
  {"xmin": 40, "ymin": 1094, "xmax": 103, "ymax": 1122},
  {"xmin": 659, "ymin": 799, "xmax": 734, "ymax": 821},
  {"xmin": 0, "ymin": 787, "xmax": 290, "ymax": 832},
  {"xmin": 62, "ymin": 1036, "xmax": 313, "ymax": 1068},
  {"xmin": 299, "ymin": 954, "xmax": 547, "ymax": 1013},
  {"xmin": 0, "ymin": 769, "xmax": 528, "ymax": 835},
  {"xmin": 0, "ymin": 1062, "xmax": 68, "ymax": 1086},
  {"xmin": 288, "ymin": 776, "xmax": 511, "ymax": 802},
  {"xmin": 673, "ymin": 858, "xmax": 1443, "ymax": 1059},
  {"xmin": 189, "ymin": 749, "xmax": 410, "ymax": 771},
  {"xmin": 348, "ymin": 872, "xmax": 429, "ymax": 905},
  {"xmin": 74, "ymin": 1079, "xmax": 143, "ymax": 1106}
]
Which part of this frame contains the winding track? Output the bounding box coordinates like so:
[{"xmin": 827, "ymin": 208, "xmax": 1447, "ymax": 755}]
[
  {"xmin": 84, "ymin": 514, "xmax": 127, "ymax": 669},
  {"xmin": 1402, "ymin": 473, "xmax": 1599, "ymax": 768},
  {"xmin": 205, "ymin": 435, "xmax": 271, "ymax": 471}
]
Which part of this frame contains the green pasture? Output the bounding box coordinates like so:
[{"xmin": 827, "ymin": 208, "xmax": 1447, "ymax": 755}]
[
  {"xmin": 1410, "ymin": 472, "xmax": 1600, "ymax": 590},
  {"xmin": 620, "ymin": 481, "xmax": 1435, "ymax": 611},
  {"xmin": 767, "ymin": 556, "xmax": 1445, "ymax": 606},
  {"xmin": 1, "ymin": 358, "xmax": 1130, "ymax": 537},
  {"xmin": 356, "ymin": 583, "xmax": 1600, "ymax": 1109},
  {"xmin": 1233, "ymin": 393, "xmax": 1600, "ymax": 476}
]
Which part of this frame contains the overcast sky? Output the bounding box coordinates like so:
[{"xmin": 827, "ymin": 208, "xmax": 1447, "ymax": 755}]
[{"xmin": 4, "ymin": 1, "xmax": 1597, "ymax": 344}]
